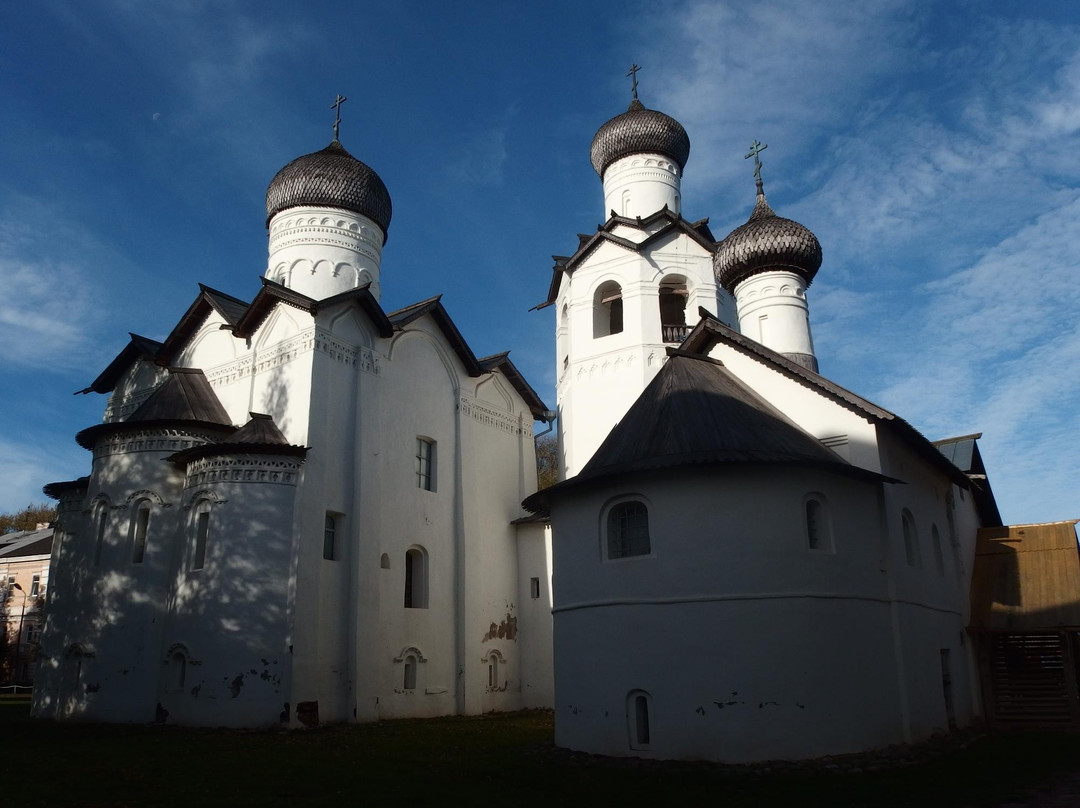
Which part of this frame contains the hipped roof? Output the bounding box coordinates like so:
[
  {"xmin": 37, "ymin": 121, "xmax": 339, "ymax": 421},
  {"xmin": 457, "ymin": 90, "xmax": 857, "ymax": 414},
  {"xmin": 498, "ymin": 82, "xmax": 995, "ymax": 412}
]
[
  {"xmin": 524, "ymin": 350, "xmax": 893, "ymax": 513},
  {"xmin": 167, "ymin": 412, "xmax": 308, "ymax": 465},
  {"xmin": 76, "ymin": 368, "xmax": 234, "ymax": 449}
]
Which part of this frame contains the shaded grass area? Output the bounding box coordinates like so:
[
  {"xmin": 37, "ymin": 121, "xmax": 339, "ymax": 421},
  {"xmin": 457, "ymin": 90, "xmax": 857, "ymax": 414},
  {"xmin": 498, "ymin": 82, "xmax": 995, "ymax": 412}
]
[{"xmin": 4, "ymin": 697, "xmax": 1080, "ymax": 808}]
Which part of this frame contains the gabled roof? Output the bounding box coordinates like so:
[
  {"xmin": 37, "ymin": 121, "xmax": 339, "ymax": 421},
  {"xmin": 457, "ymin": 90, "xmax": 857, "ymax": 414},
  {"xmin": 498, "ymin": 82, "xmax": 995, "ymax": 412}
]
[
  {"xmin": 315, "ymin": 284, "xmax": 394, "ymax": 337},
  {"xmin": 387, "ymin": 295, "xmax": 484, "ymax": 377},
  {"xmin": 533, "ymin": 209, "xmax": 717, "ymax": 310},
  {"xmin": 681, "ymin": 311, "xmax": 972, "ymax": 488},
  {"xmin": 477, "ymin": 352, "xmax": 551, "ymax": 421},
  {"xmin": 524, "ymin": 350, "xmax": 893, "ymax": 513},
  {"xmin": 79, "ymin": 333, "xmax": 164, "ymax": 395},
  {"xmin": 232, "ymin": 278, "xmax": 317, "ymax": 339},
  {"xmin": 159, "ymin": 284, "xmax": 251, "ymax": 363},
  {"xmin": 76, "ymin": 368, "xmax": 234, "ymax": 449},
  {"xmin": 166, "ymin": 412, "xmax": 308, "ymax": 465},
  {"xmin": 934, "ymin": 433, "xmax": 1003, "ymax": 527}
]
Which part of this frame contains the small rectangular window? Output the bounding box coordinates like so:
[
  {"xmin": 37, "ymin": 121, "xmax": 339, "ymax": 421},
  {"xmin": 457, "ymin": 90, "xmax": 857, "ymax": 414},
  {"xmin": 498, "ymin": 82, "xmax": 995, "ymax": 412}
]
[
  {"xmin": 530, "ymin": 577, "xmax": 541, "ymax": 599},
  {"xmin": 4, "ymin": 576, "xmax": 14, "ymax": 600},
  {"xmin": 30, "ymin": 575, "xmax": 40, "ymax": 597},
  {"xmin": 416, "ymin": 438, "xmax": 435, "ymax": 491},
  {"xmin": 192, "ymin": 511, "xmax": 209, "ymax": 570}
]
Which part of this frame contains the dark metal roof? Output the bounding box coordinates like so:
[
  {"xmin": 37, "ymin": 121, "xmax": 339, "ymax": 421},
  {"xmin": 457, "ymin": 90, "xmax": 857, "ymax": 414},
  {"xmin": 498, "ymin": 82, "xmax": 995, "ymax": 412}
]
[
  {"xmin": 477, "ymin": 352, "xmax": 550, "ymax": 421},
  {"xmin": 43, "ymin": 476, "xmax": 89, "ymax": 500},
  {"xmin": 682, "ymin": 311, "xmax": 973, "ymax": 488},
  {"xmin": 933, "ymin": 433, "xmax": 1003, "ymax": 527},
  {"xmin": 590, "ymin": 99, "xmax": 690, "ymax": 177},
  {"xmin": 265, "ymin": 140, "xmax": 392, "ymax": 240},
  {"xmin": 533, "ymin": 210, "xmax": 716, "ymax": 310},
  {"xmin": 315, "ymin": 284, "xmax": 394, "ymax": 337},
  {"xmin": 75, "ymin": 368, "xmax": 234, "ymax": 450},
  {"xmin": 159, "ymin": 284, "xmax": 251, "ymax": 364},
  {"xmin": 714, "ymin": 189, "xmax": 822, "ymax": 291},
  {"xmin": 387, "ymin": 295, "xmax": 484, "ymax": 377},
  {"xmin": 166, "ymin": 412, "xmax": 308, "ymax": 466},
  {"xmin": 80, "ymin": 333, "xmax": 164, "ymax": 395},
  {"xmin": 232, "ymin": 279, "xmax": 317, "ymax": 339},
  {"xmin": 524, "ymin": 350, "xmax": 892, "ymax": 513}
]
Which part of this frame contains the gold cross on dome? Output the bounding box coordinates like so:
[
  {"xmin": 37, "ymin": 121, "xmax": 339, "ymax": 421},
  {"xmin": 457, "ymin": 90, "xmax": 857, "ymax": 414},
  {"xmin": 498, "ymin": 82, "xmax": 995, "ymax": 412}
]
[
  {"xmin": 626, "ymin": 64, "xmax": 642, "ymax": 100},
  {"xmin": 331, "ymin": 94, "xmax": 348, "ymax": 141}
]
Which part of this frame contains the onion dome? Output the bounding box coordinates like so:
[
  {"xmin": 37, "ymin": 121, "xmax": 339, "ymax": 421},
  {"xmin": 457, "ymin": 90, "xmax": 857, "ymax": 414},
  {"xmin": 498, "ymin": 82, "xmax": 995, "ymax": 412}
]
[
  {"xmin": 713, "ymin": 187, "xmax": 822, "ymax": 292},
  {"xmin": 590, "ymin": 99, "xmax": 691, "ymax": 177},
  {"xmin": 265, "ymin": 140, "xmax": 392, "ymax": 240}
]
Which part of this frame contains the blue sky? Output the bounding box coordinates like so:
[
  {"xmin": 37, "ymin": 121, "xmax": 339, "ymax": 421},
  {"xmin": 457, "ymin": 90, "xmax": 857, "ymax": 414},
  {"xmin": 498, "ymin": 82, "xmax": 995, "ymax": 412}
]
[{"xmin": 1, "ymin": 0, "xmax": 1077, "ymax": 524}]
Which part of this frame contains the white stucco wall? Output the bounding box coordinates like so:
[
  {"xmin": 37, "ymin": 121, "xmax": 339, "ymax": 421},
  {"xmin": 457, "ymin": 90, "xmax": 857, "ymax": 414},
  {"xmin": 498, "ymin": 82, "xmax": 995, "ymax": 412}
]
[{"xmin": 549, "ymin": 464, "xmax": 978, "ymax": 761}]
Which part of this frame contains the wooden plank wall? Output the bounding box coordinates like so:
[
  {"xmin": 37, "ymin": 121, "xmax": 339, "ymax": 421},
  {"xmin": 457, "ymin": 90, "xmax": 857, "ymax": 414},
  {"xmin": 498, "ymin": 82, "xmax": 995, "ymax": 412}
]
[{"xmin": 970, "ymin": 521, "xmax": 1080, "ymax": 631}]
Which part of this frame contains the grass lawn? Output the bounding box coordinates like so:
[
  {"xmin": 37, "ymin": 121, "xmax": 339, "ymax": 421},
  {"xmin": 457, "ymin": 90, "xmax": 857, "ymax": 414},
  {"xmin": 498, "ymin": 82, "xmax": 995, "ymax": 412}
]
[{"xmin": 3, "ymin": 695, "xmax": 1079, "ymax": 807}]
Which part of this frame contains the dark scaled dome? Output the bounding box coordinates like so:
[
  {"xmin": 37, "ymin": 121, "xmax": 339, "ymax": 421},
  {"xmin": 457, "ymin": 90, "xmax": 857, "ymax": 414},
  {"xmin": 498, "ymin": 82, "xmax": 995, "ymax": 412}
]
[
  {"xmin": 265, "ymin": 140, "xmax": 392, "ymax": 240},
  {"xmin": 590, "ymin": 99, "xmax": 691, "ymax": 177},
  {"xmin": 713, "ymin": 189, "xmax": 822, "ymax": 292}
]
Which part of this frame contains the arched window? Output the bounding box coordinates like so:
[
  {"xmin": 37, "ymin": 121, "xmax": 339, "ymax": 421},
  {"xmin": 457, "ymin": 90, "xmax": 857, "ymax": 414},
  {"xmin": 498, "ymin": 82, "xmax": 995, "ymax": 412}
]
[
  {"xmin": 901, "ymin": 509, "xmax": 920, "ymax": 568},
  {"xmin": 607, "ymin": 501, "xmax": 650, "ymax": 559},
  {"xmin": 487, "ymin": 652, "xmax": 500, "ymax": 689},
  {"xmin": 191, "ymin": 501, "xmax": 211, "ymax": 571},
  {"xmin": 931, "ymin": 524, "xmax": 945, "ymax": 576},
  {"xmin": 130, "ymin": 499, "xmax": 151, "ymax": 564},
  {"xmin": 380, "ymin": 553, "xmax": 391, "ymax": 570},
  {"xmin": 93, "ymin": 501, "xmax": 109, "ymax": 567},
  {"xmin": 593, "ymin": 281, "xmax": 623, "ymax": 338},
  {"xmin": 323, "ymin": 513, "xmax": 338, "ymax": 561},
  {"xmin": 627, "ymin": 690, "xmax": 652, "ymax": 750},
  {"xmin": 805, "ymin": 495, "xmax": 832, "ymax": 552},
  {"xmin": 404, "ymin": 547, "xmax": 428, "ymax": 608},
  {"xmin": 403, "ymin": 654, "xmax": 417, "ymax": 690},
  {"xmin": 171, "ymin": 651, "xmax": 187, "ymax": 690},
  {"xmin": 659, "ymin": 275, "xmax": 689, "ymax": 343}
]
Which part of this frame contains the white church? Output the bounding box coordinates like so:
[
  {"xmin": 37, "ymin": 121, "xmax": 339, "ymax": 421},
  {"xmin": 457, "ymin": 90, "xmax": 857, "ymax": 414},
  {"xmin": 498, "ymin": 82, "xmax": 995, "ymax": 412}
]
[{"xmin": 34, "ymin": 84, "xmax": 1007, "ymax": 762}]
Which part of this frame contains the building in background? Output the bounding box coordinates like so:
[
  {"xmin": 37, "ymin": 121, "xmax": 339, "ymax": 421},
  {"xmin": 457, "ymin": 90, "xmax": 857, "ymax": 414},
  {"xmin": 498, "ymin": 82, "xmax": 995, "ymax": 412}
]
[{"xmin": 1, "ymin": 525, "xmax": 53, "ymax": 685}]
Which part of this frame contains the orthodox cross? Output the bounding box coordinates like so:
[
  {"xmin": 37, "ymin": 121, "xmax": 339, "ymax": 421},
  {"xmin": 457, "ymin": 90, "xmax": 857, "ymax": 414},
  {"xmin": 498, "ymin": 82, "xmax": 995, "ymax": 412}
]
[
  {"xmin": 331, "ymin": 94, "xmax": 348, "ymax": 141},
  {"xmin": 745, "ymin": 139, "xmax": 768, "ymax": 184},
  {"xmin": 626, "ymin": 64, "xmax": 642, "ymax": 100}
]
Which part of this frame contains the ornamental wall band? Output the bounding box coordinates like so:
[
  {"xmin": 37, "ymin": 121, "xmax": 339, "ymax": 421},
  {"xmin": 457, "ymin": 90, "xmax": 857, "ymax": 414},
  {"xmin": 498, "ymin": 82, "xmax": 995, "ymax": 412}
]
[
  {"xmin": 459, "ymin": 396, "xmax": 526, "ymax": 436},
  {"xmin": 184, "ymin": 455, "xmax": 303, "ymax": 488},
  {"xmin": 92, "ymin": 428, "xmax": 224, "ymax": 460}
]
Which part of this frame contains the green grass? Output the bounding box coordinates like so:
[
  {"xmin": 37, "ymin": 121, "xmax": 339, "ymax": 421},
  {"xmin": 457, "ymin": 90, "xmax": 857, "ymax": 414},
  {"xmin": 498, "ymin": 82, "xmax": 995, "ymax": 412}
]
[{"xmin": 3, "ymin": 697, "xmax": 1079, "ymax": 807}]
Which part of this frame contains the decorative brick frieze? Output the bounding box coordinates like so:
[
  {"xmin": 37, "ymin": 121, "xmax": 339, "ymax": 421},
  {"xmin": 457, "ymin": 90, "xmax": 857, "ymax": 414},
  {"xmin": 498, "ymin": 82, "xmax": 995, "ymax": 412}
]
[
  {"xmin": 459, "ymin": 395, "xmax": 526, "ymax": 436},
  {"xmin": 92, "ymin": 428, "xmax": 223, "ymax": 461},
  {"xmin": 184, "ymin": 454, "xmax": 303, "ymax": 489}
]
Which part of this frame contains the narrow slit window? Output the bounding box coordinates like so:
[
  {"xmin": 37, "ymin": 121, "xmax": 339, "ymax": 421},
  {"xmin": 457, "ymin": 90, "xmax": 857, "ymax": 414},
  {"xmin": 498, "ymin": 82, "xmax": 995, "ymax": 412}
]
[
  {"xmin": 132, "ymin": 501, "xmax": 151, "ymax": 564},
  {"xmin": 901, "ymin": 509, "xmax": 919, "ymax": 568},
  {"xmin": 93, "ymin": 503, "xmax": 108, "ymax": 567},
  {"xmin": 323, "ymin": 513, "xmax": 337, "ymax": 561},
  {"xmin": 403, "ymin": 655, "xmax": 417, "ymax": 690},
  {"xmin": 404, "ymin": 548, "xmax": 428, "ymax": 608},
  {"xmin": 192, "ymin": 505, "xmax": 210, "ymax": 571},
  {"xmin": 530, "ymin": 577, "xmax": 541, "ymax": 599}
]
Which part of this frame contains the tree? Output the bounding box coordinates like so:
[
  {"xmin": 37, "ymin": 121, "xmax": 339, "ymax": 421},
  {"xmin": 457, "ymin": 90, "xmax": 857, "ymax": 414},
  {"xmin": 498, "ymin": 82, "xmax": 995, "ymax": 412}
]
[
  {"xmin": 0, "ymin": 502, "xmax": 56, "ymax": 534},
  {"xmin": 535, "ymin": 433, "xmax": 559, "ymax": 490}
]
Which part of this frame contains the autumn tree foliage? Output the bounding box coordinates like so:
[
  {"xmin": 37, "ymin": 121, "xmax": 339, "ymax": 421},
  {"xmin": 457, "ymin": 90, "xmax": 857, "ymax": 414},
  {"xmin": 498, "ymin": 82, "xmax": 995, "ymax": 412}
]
[
  {"xmin": 535, "ymin": 433, "xmax": 559, "ymax": 490},
  {"xmin": 0, "ymin": 503, "xmax": 56, "ymax": 534}
]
